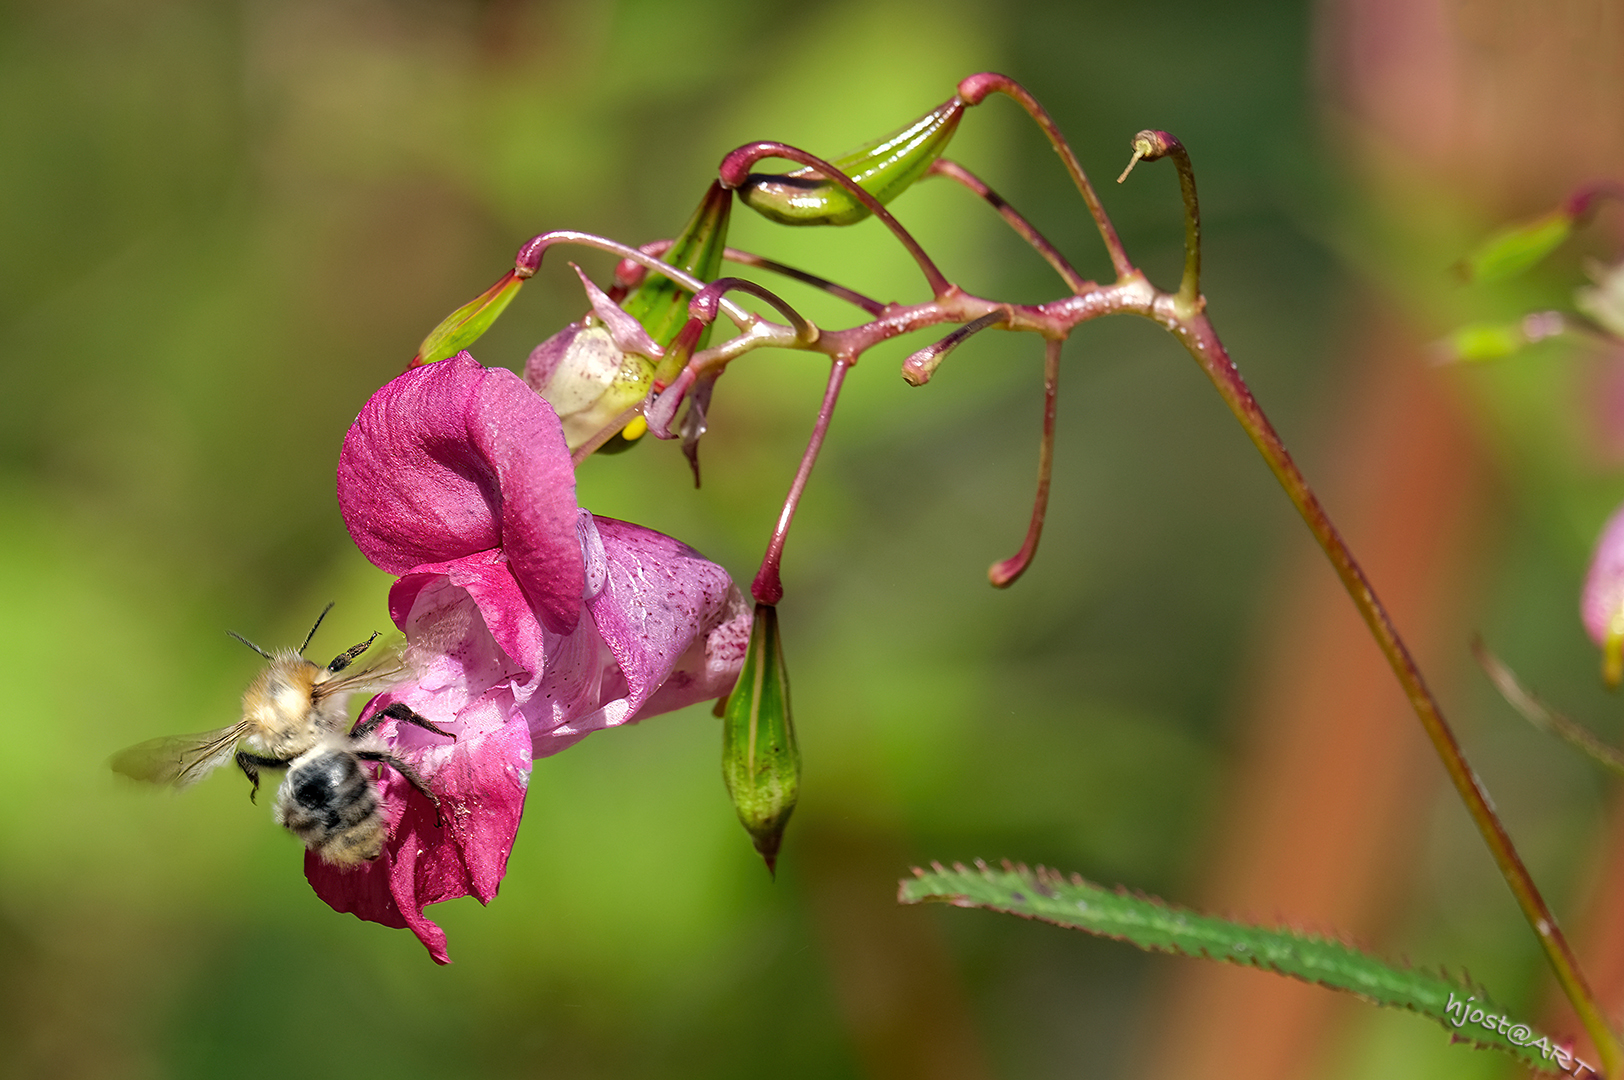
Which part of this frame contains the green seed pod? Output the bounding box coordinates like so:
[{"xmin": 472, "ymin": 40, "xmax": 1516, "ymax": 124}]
[
  {"xmin": 625, "ymin": 180, "xmax": 732, "ymax": 379},
  {"xmin": 739, "ymin": 96, "xmax": 965, "ymax": 227},
  {"xmin": 721, "ymin": 603, "xmax": 799, "ymax": 875}
]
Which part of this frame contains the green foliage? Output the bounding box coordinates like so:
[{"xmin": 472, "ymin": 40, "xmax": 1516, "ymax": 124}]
[{"xmin": 900, "ymin": 861, "xmax": 1570, "ymax": 1074}]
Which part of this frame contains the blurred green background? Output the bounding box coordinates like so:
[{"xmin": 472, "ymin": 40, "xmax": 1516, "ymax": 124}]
[{"xmin": 3, "ymin": 1, "xmax": 1621, "ymax": 1077}]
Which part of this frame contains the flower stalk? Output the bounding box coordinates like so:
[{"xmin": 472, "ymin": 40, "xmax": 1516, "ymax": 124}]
[{"xmin": 365, "ymin": 74, "xmax": 1624, "ymax": 1039}]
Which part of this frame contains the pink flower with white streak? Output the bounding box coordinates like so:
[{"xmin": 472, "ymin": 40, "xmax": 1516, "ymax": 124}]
[{"xmin": 317, "ymin": 352, "xmax": 750, "ymax": 962}]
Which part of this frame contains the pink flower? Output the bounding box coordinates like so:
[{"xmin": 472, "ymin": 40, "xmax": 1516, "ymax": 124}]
[
  {"xmin": 1583, "ymin": 500, "xmax": 1624, "ymax": 685},
  {"xmin": 322, "ymin": 352, "xmax": 750, "ymax": 962}
]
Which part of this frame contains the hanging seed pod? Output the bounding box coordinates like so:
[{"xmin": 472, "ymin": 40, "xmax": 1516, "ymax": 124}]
[{"xmin": 721, "ymin": 603, "xmax": 799, "ymax": 875}]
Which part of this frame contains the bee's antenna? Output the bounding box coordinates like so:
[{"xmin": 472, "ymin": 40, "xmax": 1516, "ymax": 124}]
[
  {"xmin": 226, "ymin": 631, "xmax": 275, "ymax": 660},
  {"xmin": 299, "ymin": 602, "xmax": 336, "ymax": 655}
]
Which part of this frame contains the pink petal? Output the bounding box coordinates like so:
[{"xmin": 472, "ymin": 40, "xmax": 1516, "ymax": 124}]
[
  {"xmin": 338, "ymin": 352, "xmax": 584, "ymax": 634},
  {"xmin": 391, "ymin": 556, "xmax": 617, "ymax": 749},
  {"xmin": 304, "ymin": 720, "xmax": 533, "ymax": 965},
  {"xmin": 572, "ymin": 264, "xmax": 661, "ymax": 361},
  {"xmin": 572, "ymin": 516, "xmax": 749, "ymax": 732},
  {"xmin": 1583, "ymin": 500, "xmax": 1624, "ymax": 646}
]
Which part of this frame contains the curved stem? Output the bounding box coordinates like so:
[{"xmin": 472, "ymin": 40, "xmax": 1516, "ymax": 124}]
[
  {"xmin": 1118, "ymin": 130, "xmax": 1201, "ymax": 315},
  {"xmin": 752, "ymin": 358, "xmax": 851, "ymax": 606},
  {"xmin": 900, "ymin": 310, "xmax": 1010, "ymax": 387},
  {"xmin": 956, "ymin": 72, "xmax": 1133, "ymax": 280},
  {"xmin": 718, "ymin": 141, "xmax": 951, "ymax": 298},
  {"xmin": 988, "ymin": 337, "xmax": 1061, "ymax": 588},
  {"xmin": 691, "ymin": 277, "xmax": 818, "ymax": 346},
  {"xmin": 513, "ymin": 230, "xmax": 753, "ymax": 327},
  {"xmin": 1172, "ymin": 307, "xmax": 1622, "ymax": 1077},
  {"xmin": 616, "ymin": 239, "xmax": 886, "ymax": 316},
  {"xmin": 926, "ymin": 158, "xmax": 1089, "ymax": 293},
  {"xmin": 722, "ymin": 248, "xmax": 887, "ymax": 316},
  {"xmin": 1473, "ymin": 637, "xmax": 1624, "ymax": 777}
]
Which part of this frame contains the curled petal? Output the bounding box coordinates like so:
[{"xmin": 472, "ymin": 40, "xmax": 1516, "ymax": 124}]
[
  {"xmin": 572, "ymin": 264, "xmax": 662, "ymax": 361},
  {"xmin": 305, "ymin": 720, "xmax": 533, "ymax": 965},
  {"xmin": 338, "ymin": 352, "xmax": 584, "ymax": 634}
]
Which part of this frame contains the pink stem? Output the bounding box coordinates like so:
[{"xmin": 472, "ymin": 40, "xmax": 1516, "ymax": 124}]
[
  {"xmin": 927, "ymin": 158, "xmax": 1090, "ymax": 294},
  {"xmin": 988, "ymin": 337, "xmax": 1061, "ymax": 587},
  {"xmin": 956, "ymin": 72, "xmax": 1133, "ymax": 280},
  {"xmin": 751, "ymin": 358, "xmax": 852, "ymax": 605}
]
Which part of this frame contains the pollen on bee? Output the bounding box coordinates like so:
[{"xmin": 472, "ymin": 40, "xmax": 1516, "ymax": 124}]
[{"xmin": 620, "ymin": 415, "xmax": 648, "ymax": 441}]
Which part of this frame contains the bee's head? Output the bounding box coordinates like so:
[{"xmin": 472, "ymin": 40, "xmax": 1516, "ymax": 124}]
[{"xmin": 241, "ymin": 653, "xmax": 321, "ymax": 734}]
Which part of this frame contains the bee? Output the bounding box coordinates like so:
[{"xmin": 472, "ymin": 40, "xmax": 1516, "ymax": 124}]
[{"xmin": 112, "ymin": 604, "xmax": 453, "ymax": 866}]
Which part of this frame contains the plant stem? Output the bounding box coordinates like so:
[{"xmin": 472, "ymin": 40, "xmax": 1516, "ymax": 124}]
[
  {"xmin": 956, "ymin": 72, "xmax": 1133, "ymax": 280},
  {"xmin": 1473, "ymin": 636, "xmax": 1624, "ymax": 777},
  {"xmin": 926, "ymin": 158, "xmax": 1090, "ymax": 293},
  {"xmin": 1172, "ymin": 309, "xmax": 1623, "ymax": 1078},
  {"xmin": 722, "ymin": 248, "xmax": 886, "ymax": 316},
  {"xmin": 751, "ymin": 358, "xmax": 851, "ymax": 606},
  {"xmin": 988, "ymin": 336, "xmax": 1061, "ymax": 588},
  {"xmin": 1118, "ymin": 130, "xmax": 1200, "ymax": 315}
]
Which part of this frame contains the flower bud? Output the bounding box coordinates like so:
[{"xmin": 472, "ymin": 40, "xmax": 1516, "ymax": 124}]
[
  {"xmin": 721, "ymin": 603, "xmax": 798, "ymax": 875},
  {"xmin": 412, "ymin": 269, "xmax": 528, "ymax": 367},
  {"xmin": 739, "ymin": 96, "xmax": 964, "ymax": 228},
  {"xmin": 1457, "ymin": 208, "xmax": 1575, "ymax": 284},
  {"xmin": 524, "ymin": 320, "xmax": 655, "ymax": 451},
  {"xmin": 1582, "ymin": 501, "xmax": 1624, "ymax": 686},
  {"xmin": 624, "ymin": 181, "xmax": 732, "ymax": 386}
]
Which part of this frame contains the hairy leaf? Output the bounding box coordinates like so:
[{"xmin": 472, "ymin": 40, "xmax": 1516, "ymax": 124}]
[{"xmin": 900, "ymin": 861, "xmax": 1585, "ymax": 1075}]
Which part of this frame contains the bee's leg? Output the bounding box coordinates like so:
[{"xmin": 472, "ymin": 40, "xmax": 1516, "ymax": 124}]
[
  {"xmin": 356, "ymin": 750, "xmax": 446, "ymax": 827},
  {"xmin": 326, "ymin": 631, "xmax": 381, "ymax": 673},
  {"xmin": 352, "ymin": 701, "xmax": 455, "ymax": 741},
  {"xmin": 234, "ymin": 751, "xmax": 291, "ymax": 804}
]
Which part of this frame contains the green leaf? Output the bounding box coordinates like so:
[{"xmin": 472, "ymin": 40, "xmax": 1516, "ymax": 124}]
[
  {"xmin": 900, "ymin": 861, "xmax": 1578, "ymax": 1074},
  {"xmin": 1459, "ymin": 210, "xmax": 1574, "ymax": 283}
]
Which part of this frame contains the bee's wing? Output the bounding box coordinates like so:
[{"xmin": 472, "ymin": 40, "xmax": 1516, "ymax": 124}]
[{"xmin": 110, "ymin": 722, "xmax": 251, "ymax": 789}]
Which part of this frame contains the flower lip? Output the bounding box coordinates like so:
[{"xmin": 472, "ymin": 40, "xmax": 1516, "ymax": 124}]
[{"xmin": 337, "ymin": 352, "xmax": 585, "ymax": 635}]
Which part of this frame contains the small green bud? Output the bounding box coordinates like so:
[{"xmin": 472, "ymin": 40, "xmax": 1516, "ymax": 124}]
[
  {"xmin": 1442, "ymin": 312, "xmax": 1565, "ymax": 362},
  {"xmin": 739, "ymin": 96, "xmax": 964, "ymax": 227},
  {"xmin": 412, "ymin": 269, "xmax": 528, "ymax": 367},
  {"xmin": 1457, "ymin": 209, "xmax": 1574, "ymax": 284},
  {"xmin": 721, "ymin": 603, "xmax": 799, "ymax": 875}
]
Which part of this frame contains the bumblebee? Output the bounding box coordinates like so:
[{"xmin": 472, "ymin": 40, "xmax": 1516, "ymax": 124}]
[{"xmin": 113, "ymin": 604, "xmax": 452, "ymax": 865}]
